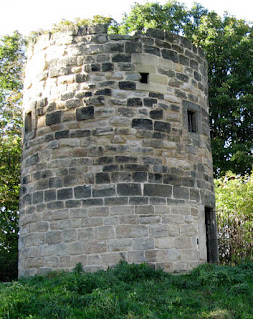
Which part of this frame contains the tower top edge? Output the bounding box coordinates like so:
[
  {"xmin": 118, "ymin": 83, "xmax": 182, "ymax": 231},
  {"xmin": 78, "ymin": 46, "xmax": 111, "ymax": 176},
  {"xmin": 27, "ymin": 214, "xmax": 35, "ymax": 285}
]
[{"xmin": 28, "ymin": 24, "xmax": 205, "ymax": 59}]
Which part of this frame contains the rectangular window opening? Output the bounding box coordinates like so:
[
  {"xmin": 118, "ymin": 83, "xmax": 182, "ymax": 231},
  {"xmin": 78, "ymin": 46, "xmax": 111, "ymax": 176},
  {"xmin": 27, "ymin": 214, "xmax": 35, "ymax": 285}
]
[
  {"xmin": 25, "ymin": 111, "xmax": 32, "ymax": 134},
  {"xmin": 139, "ymin": 73, "xmax": 149, "ymax": 84},
  {"xmin": 187, "ymin": 110, "xmax": 197, "ymax": 133}
]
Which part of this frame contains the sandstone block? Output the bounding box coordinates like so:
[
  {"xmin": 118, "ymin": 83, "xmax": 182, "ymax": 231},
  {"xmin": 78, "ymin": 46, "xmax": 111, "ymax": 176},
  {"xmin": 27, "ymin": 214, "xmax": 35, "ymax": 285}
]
[{"xmin": 116, "ymin": 225, "xmax": 148, "ymax": 238}]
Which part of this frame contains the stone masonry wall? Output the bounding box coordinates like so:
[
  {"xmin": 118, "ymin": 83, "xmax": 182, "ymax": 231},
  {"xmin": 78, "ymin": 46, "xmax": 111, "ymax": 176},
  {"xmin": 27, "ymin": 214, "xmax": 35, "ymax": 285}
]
[{"xmin": 19, "ymin": 24, "xmax": 215, "ymax": 277}]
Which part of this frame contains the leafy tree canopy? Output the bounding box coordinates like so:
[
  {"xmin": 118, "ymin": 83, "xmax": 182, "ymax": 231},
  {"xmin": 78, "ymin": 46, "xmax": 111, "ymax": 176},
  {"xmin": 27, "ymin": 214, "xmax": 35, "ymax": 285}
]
[{"xmin": 0, "ymin": 31, "xmax": 25, "ymax": 280}]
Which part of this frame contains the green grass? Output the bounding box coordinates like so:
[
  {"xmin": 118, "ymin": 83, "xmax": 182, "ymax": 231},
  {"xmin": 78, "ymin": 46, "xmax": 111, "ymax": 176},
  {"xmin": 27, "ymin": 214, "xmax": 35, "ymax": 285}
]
[{"xmin": 0, "ymin": 261, "xmax": 252, "ymax": 319}]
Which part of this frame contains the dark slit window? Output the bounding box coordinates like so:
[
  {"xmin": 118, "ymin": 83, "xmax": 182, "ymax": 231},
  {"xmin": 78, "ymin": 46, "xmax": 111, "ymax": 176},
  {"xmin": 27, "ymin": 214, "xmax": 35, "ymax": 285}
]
[
  {"xmin": 187, "ymin": 110, "xmax": 197, "ymax": 133},
  {"xmin": 139, "ymin": 73, "xmax": 149, "ymax": 83},
  {"xmin": 25, "ymin": 111, "xmax": 32, "ymax": 134}
]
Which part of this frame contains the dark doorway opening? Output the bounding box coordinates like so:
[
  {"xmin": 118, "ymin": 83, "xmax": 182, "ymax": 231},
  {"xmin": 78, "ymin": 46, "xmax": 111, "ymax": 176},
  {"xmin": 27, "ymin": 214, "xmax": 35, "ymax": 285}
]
[{"xmin": 205, "ymin": 207, "xmax": 219, "ymax": 263}]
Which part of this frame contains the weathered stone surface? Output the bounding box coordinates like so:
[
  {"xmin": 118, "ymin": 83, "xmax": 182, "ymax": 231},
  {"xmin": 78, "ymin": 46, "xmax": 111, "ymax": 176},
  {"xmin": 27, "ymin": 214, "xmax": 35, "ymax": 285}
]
[
  {"xmin": 46, "ymin": 111, "xmax": 61, "ymax": 125},
  {"xmin": 20, "ymin": 25, "xmax": 215, "ymax": 277},
  {"xmin": 76, "ymin": 106, "xmax": 94, "ymax": 121}
]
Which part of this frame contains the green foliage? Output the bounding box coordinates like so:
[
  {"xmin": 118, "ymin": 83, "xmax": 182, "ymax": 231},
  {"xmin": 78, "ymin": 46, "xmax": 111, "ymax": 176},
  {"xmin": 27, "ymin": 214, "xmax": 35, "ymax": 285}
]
[
  {"xmin": 0, "ymin": 31, "xmax": 24, "ymax": 281},
  {"xmin": 215, "ymin": 172, "xmax": 253, "ymax": 264},
  {"xmin": 0, "ymin": 262, "xmax": 252, "ymax": 318},
  {"xmin": 117, "ymin": 1, "xmax": 190, "ymax": 35},
  {"xmin": 193, "ymin": 14, "xmax": 253, "ymax": 176}
]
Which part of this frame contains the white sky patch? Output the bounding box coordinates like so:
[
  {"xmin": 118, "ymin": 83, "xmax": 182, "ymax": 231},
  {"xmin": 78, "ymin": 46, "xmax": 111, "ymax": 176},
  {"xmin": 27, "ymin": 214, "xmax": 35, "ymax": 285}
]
[{"xmin": 0, "ymin": 0, "xmax": 252, "ymax": 37}]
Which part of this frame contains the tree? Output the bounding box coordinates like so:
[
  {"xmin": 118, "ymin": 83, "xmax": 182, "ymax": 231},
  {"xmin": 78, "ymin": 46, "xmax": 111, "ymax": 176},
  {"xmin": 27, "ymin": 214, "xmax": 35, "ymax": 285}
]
[
  {"xmin": 191, "ymin": 13, "xmax": 253, "ymax": 177},
  {"xmin": 117, "ymin": 1, "xmax": 253, "ymax": 177},
  {"xmin": 0, "ymin": 31, "xmax": 25, "ymax": 281}
]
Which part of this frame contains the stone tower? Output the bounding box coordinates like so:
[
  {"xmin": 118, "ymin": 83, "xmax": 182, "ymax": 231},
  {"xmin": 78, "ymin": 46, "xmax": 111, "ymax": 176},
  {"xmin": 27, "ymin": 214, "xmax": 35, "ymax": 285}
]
[{"xmin": 19, "ymin": 24, "xmax": 218, "ymax": 277}]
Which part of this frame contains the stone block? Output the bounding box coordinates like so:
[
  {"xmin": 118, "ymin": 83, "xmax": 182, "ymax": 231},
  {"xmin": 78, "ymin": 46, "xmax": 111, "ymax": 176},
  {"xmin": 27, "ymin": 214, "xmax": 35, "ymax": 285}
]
[
  {"xmin": 119, "ymin": 81, "xmax": 136, "ymax": 90},
  {"xmin": 150, "ymin": 109, "xmax": 163, "ymax": 119},
  {"xmin": 133, "ymin": 238, "xmax": 154, "ymax": 250},
  {"xmin": 46, "ymin": 231, "xmax": 62, "ymax": 245},
  {"xmin": 65, "ymin": 200, "xmax": 81, "ymax": 208},
  {"xmin": 162, "ymin": 49, "xmax": 178, "ymax": 63},
  {"xmin": 129, "ymin": 197, "xmax": 149, "ymax": 205},
  {"xmin": 33, "ymin": 191, "xmax": 44, "ymax": 204},
  {"xmin": 104, "ymin": 42, "xmax": 124, "ymax": 53},
  {"xmin": 125, "ymin": 42, "xmax": 142, "ymax": 53},
  {"xmin": 101, "ymin": 252, "xmax": 126, "ymax": 265},
  {"xmin": 167, "ymin": 248, "xmax": 181, "ymax": 261},
  {"xmin": 74, "ymin": 185, "xmax": 91, "ymax": 198},
  {"xmin": 139, "ymin": 216, "xmax": 161, "ymax": 224},
  {"xmin": 112, "ymin": 54, "xmax": 131, "ymax": 63},
  {"xmin": 87, "ymin": 254, "xmax": 101, "ymax": 266},
  {"xmin": 96, "ymin": 173, "xmax": 110, "ymax": 184},
  {"xmin": 127, "ymin": 98, "xmax": 143, "ymax": 107},
  {"xmin": 87, "ymin": 207, "xmax": 109, "ymax": 217},
  {"xmin": 84, "ymin": 217, "xmax": 103, "ymax": 227},
  {"xmin": 133, "ymin": 172, "xmax": 147, "ymax": 183},
  {"xmin": 104, "ymin": 197, "xmax": 128, "ymax": 206},
  {"xmin": 76, "ymin": 106, "xmax": 94, "ymax": 121},
  {"xmin": 181, "ymin": 249, "xmax": 198, "ymax": 261},
  {"xmin": 95, "ymin": 226, "xmax": 116, "ymax": 240},
  {"xmin": 144, "ymin": 184, "xmax": 172, "ymax": 197},
  {"xmin": 67, "ymin": 242, "xmax": 84, "ymax": 255},
  {"xmin": 143, "ymin": 98, "xmax": 157, "ymax": 107},
  {"xmin": 47, "ymin": 201, "xmax": 64, "ymax": 210},
  {"xmin": 180, "ymin": 224, "xmax": 197, "ymax": 237},
  {"xmin": 173, "ymin": 186, "xmax": 189, "ymax": 200},
  {"xmin": 62, "ymin": 229, "xmax": 77, "ymax": 243},
  {"xmin": 78, "ymin": 228, "xmax": 95, "ymax": 241},
  {"xmin": 55, "ymin": 130, "xmax": 69, "ymax": 139},
  {"xmin": 57, "ymin": 188, "xmax": 73, "ymax": 200},
  {"xmin": 144, "ymin": 45, "xmax": 160, "ymax": 56},
  {"xmin": 132, "ymin": 118, "xmax": 153, "ymax": 130},
  {"xmin": 148, "ymin": 173, "xmax": 162, "ymax": 183},
  {"xmin": 135, "ymin": 205, "xmax": 154, "ymax": 215},
  {"xmin": 117, "ymin": 183, "xmax": 142, "ymax": 196},
  {"xmin": 102, "ymin": 63, "xmax": 114, "ymax": 72},
  {"xmin": 84, "ymin": 241, "xmax": 107, "ymax": 254},
  {"xmin": 116, "ymin": 225, "xmax": 148, "ymax": 238},
  {"xmin": 127, "ymin": 251, "xmax": 145, "ymax": 263},
  {"xmin": 46, "ymin": 111, "xmax": 61, "ymax": 126},
  {"xmin": 149, "ymin": 225, "xmax": 168, "ymax": 237},
  {"xmin": 190, "ymin": 189, "xmax": 200, "ymax": 201},
  {"xmin": 154, "ymin": 121, "xmax": 171, "ymax": 133},
  {"xmin": 155, "ymin": 238, "xmax": 174, "ymax": 249},
  {"xmin": 175, "ymin": 238, "xmax": 193, "ymax": 249},
  {"xmin": 168, "ymin": 225, "xmax": 180, "ymax": 237},
  {"xmin": 44, "ymin": 190, "xmax": 56, "ymax": 202},
  {"xmin": 110, "ymin": 205, "xmax": 134, "ymax": 216},
  {"xmin": 107, "ymin": 239, "xmax": 132, "ymax": 252},
  {"xmin": 111, "ymin": 172, "xmax": 131, "ymax": 183},
  {"xmin": 104, "ymin": 217, "xmax": 119, "ymax": 225}
]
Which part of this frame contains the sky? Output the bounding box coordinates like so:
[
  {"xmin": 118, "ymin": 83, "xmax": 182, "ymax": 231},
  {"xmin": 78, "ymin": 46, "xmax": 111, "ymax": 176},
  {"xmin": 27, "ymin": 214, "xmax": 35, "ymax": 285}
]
[{"xmin": 0, "ymin": 0, "xmax": 252, "ymax": 37}]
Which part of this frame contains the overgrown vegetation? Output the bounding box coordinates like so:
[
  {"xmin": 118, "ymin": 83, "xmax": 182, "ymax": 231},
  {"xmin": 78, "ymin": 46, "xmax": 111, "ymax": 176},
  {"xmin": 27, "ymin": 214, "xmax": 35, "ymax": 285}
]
[
  {"xmin": 0, "ymin": 261, "xmax": 252, "ymax": 318},
  {"xmin": 215, "ymin": 172, "xmax": 253, "ymax": 265},
  {"xmin": 0, "ymin": 31, "xmax": 25, "ymax": 282}
]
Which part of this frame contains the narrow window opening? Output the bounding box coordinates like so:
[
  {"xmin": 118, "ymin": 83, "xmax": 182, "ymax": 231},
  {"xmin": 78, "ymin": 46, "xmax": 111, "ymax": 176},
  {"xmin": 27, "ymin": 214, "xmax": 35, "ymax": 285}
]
[
  {"xmin": 187, "ymin": 110, "xmax": 197, "ymax": 133},
  {"xmin": 139, "ymin": 73, "xmax": 149, "ymax": 83},
  {"xmin": 205, "ymin": 207, "xmax": 219, "ymax": 263},
  {"xmin": 25, "ymin": 111, "xmax": 32, "ymax": 134}
]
